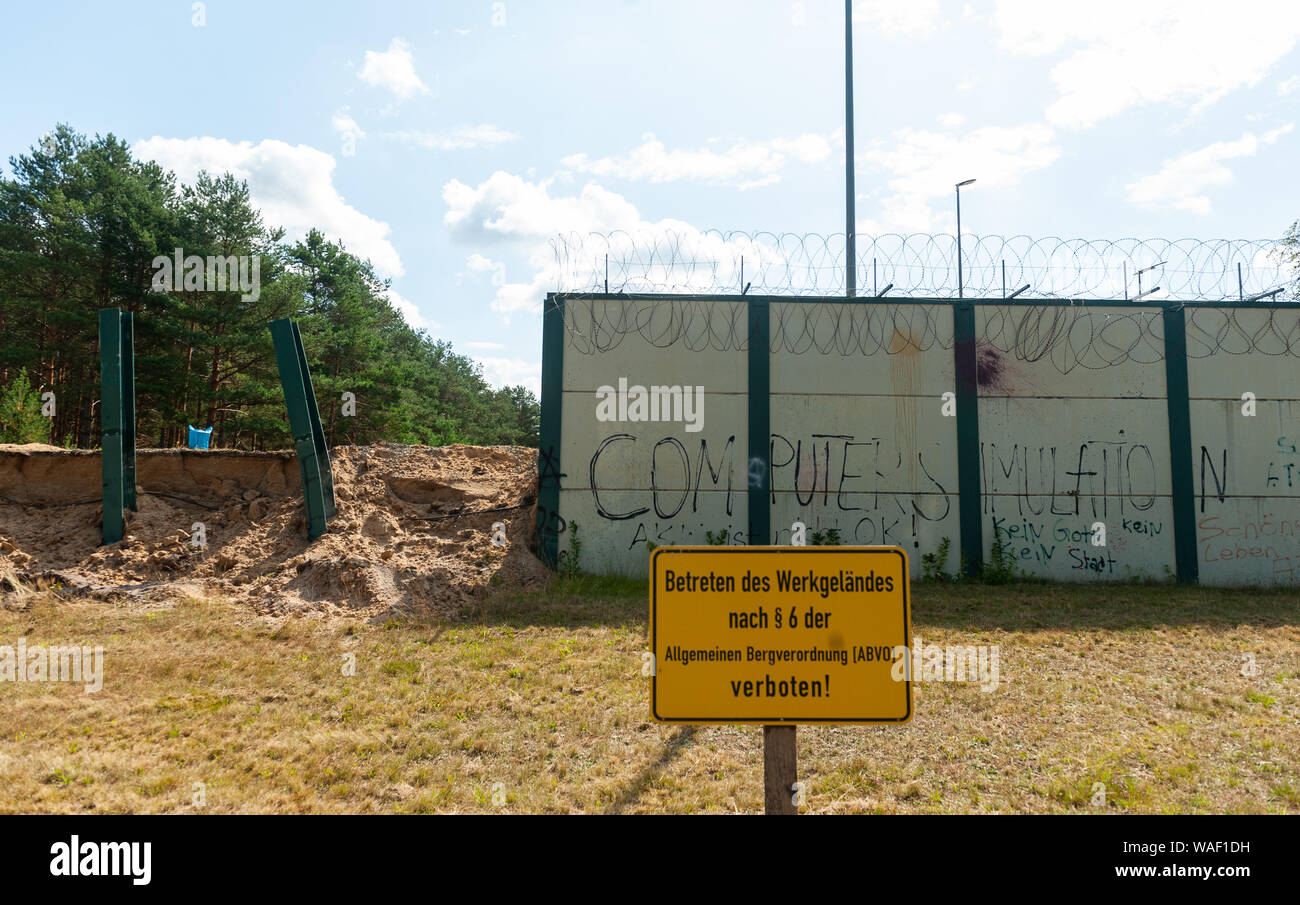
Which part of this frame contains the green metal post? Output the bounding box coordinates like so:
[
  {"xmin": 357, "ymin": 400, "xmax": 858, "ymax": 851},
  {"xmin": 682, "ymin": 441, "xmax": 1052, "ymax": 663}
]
[
  {"xmin": 1162, "ymin": 304, "xmax": 1199, "ymax": 584},
  {"xmin": 99, "ymin": 309, "xmax": 124, "ymax": 545},
  {"xmin": 747, "ymin": 298, "xmax": 771, "ymax": 546},
  {"xmin": 954, "ymin": 302, "xmax": 983, "ymax": 578},
  {"xmin": 270, "ymin": 319, "xmax": 329, "ymax": 541},
  {"xmin": 120, "ymin": 311, "xmax": 137, "ymax": 511},
  {"xmin": 291, "ymin": 321, "xmax": 335, "ymax": 517},
  {"xmin": 537, "ymin": 295, "xmax": 566, "ymax": 569}
]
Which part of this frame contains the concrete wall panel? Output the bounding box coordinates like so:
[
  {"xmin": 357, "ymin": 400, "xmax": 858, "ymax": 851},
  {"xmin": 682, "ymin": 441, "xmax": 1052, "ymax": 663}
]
[
  {"xmin": 976, "ymin": 305, "xmax": 1168, "ymax": 398},
  {"xmin": 979, "ymin": 498, "xmax": 1176, "ymax": 582},
  {"xmin": 556, "ymin": 488, "xmax": 745, "ymax": 576},
  {"xmin": 770, "ymin": 302, "xmax": 954, "ymax": 396},
  {"xmin": 560, "ymin": 390, "xmax": 747, "ymax": 491},
  {"xmin": 549, "ymin": 297, "xmax": 1299, "ymax": 585},
  {"xmin": 769, "ymin": 394, "xmax": 958, "ymax": 499}
]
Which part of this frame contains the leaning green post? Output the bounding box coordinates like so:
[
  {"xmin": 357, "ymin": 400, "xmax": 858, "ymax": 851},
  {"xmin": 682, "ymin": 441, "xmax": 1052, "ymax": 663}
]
[
  {"xmin": 120, "ymin": 310, "xmax": 137, "ymax": 512},
  {"xmin": 99, "ymin": 308, "xmax": 125, "ymax": 545},
  {"xmin": 291, "ymin": 320, "xmax": 336, "ymax": 517},
  {"xmin": 270, "ymin": 319, "xmax": 329, "ymax": 541}
]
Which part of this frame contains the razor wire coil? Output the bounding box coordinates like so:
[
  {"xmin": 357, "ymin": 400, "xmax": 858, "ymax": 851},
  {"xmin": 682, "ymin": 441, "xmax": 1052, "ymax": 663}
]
[
  {"xmin": 552, "ymin": 231, "xmax": 1297, "ymax": 301},
  {"xmin": 553, "ymin": 232, "xmax": 1300, "ymax": 369}
]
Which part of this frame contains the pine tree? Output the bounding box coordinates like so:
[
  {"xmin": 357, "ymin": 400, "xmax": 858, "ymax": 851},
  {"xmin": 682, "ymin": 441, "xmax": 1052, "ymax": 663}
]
[
  {"xmin": 0, "ymin": 125, "xmax": 540, "ymax": 452},
  {"xmin": 0, "ymin": 371, "xmax": 51, "ymax": 444}
]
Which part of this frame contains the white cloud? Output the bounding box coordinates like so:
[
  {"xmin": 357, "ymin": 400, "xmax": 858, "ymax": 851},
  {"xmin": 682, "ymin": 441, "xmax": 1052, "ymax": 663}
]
[
  {"xmin": 1280, "ymin": 75, "xmax": 1300, "ymax": 96},
  {"xmin": 767, "ymin": 135, "xmax": 837, "ymax": 164},
  {"xmin": 387, "ymin": 124, "xmax": 518, "ymax": 151},
  {"xmin": 476, "ymin": 356, "xmax": 541, "ymax": 395},
  {"xmin": 1125, "ymin": 125, "xmax": 1294, "ymax": 214},
  {"xmin": 993, "ymin": 0, "xmax": 1300, "ymax": 129},
  {"xmin": 444, "ymin": 171, "xmax": 790, "ymax": 320},
  {"xmin": 331, "ymin": 111, "xmax": 365, "ymax": 157},
  {"xmin": 358, "ymin": 38, "xmax": 429, "ymax": 100},
  {"xmin": 466, "ymin": 252, "xmax": 507, "ymax": 285},
  {"xmin": 133, "ymin": 136, "xmax": 404, "ymax": 278},
  {"xmin": 559, "ymin": 132, "xmax": 835, "ymax": 187},
  {"xmin": 853, "ymin": 0, "xmax": 943, "ymax": 37},
  {"xmin": 443, "ymin": 172, "xmax": 638, "ymax": 318},
  {"xmin": 464, "ymin": 341, "xmax": 505, "ymax": 351},
  {"xmin": 443, "ymin": 171, "xmax": 645, "ymax": 242},
  {"xmin": 387, "ymin": 289, "xmax": 437, "ymax": 330},
  {"xmin": 857, "ymin": 123, "xmax": 1061, "ymax": 232}
]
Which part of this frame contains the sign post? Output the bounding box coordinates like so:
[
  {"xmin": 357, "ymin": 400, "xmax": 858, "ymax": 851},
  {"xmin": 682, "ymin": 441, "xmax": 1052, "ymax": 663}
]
[
  {"xmin": 649, "ymin": 546, "xmax": 912, "ymax": 814},
  {"xmin": 763, "ymin": 725, "xmax": 798, "ymax": 815}
]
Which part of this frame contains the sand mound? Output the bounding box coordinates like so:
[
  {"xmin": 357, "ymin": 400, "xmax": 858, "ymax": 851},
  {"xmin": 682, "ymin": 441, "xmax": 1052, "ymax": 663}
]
[{"xmin": 0, "ymin": 443, "xmax": 547, "ymax": 619}]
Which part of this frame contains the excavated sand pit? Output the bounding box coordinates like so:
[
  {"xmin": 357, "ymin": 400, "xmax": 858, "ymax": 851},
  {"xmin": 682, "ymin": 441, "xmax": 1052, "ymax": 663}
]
[{"xmin": 0, "ymin": 443, "xmax": 547, "ymax": 618}]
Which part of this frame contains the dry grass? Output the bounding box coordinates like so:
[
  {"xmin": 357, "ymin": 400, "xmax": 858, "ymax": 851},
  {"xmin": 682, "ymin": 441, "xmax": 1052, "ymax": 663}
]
[{"xmin": 0, "ymin": 576, "xmax": 1296, "ymax": 814}]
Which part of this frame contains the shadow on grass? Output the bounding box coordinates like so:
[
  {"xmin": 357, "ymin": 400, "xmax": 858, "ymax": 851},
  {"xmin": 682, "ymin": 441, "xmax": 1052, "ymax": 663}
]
[
  {"xmin": 913, "ymin": 580, "xmax": 1300, "ymax": 631},
  {"xmin": 601, "ymin": 726, "xmax": 696, "ymax": 815},
  {"xmin": 467, "ymin": 573, "xmax": 1300, "ymax": 632},
  {"xmin": 464, "ymin": 574, "xmax": 646, "ymax": 629}
]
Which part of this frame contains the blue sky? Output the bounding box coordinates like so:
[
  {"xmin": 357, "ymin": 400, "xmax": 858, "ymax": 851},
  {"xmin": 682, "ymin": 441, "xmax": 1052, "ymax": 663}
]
[{"xmin": 3, "ymin": 0, "xmax": 1299, "ymax": 393}]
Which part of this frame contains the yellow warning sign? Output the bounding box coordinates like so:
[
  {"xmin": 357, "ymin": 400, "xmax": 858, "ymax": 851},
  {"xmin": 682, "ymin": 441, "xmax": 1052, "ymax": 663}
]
[{"xmin": 650, "ymin": 546, "xmax": 912, "ymax": 725}]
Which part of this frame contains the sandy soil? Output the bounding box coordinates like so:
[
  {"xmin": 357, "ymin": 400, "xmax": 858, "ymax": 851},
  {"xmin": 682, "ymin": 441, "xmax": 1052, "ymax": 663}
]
[{"xmin": 0, "ymin": 443, "xmax": 547, "ymax": 619}]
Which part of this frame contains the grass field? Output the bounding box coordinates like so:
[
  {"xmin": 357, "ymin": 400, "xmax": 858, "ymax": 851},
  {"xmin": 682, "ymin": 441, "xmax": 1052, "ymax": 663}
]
[{"xmin": 1, "ymin": 577, "xmax": 1297, "ymax": 814}]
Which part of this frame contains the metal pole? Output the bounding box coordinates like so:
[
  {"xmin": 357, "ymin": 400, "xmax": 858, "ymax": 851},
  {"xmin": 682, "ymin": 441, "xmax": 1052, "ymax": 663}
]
[
  {"xmin": 119, "ymin": 311, "xmax": 137, "ymax": 512},
  {"xmin": 271, "ymin": 319, "xmax": 330, "ymax": 541},
  {"xmin": 845, "ymin": 0, "xmax": 856, "ymax": 298},
  {"xmin": 291, "ymin": 321, "xmax": 336, "ymax": 518},
  {"xmin": 99, "ymin": 309, "xmax": 124, "ymax": 545},
  {"xmin": 956, "ymin": 186, "xmax": 963, "ymax": 299}
]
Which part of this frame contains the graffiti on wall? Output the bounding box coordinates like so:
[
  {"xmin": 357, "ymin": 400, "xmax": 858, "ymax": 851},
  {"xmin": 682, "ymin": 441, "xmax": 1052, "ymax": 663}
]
[{"xmin": 549, "ymin": 299, "xmax": 1300, "ymax": 584}]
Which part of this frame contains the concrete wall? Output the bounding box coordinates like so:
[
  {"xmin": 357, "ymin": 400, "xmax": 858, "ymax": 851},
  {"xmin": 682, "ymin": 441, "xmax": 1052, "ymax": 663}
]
[
  {"xmin": 546, "ymin": 296, "xmax": 1300, "ymax": 586},
  {"xmin": 1187, "ymin": 309, "xmax": 1300, "ymax": 585},
  {"xmin": 975, "ymin": 305, "xmax": 1175, "ymax": 582},
  {"xmin": 767, "ymin": 303, "xmax": 959, "ymax": 568},
  {"xmin": 557, "ymin": 299, "xmax": 749, "ymax": 575}
]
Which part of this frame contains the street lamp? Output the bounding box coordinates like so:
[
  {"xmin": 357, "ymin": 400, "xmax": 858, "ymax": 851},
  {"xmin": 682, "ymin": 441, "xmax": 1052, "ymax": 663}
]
[
  {"xmin": 845, "ymin": 0, "xmax": 856, "ymax": 298},
  {"xmin": 956, "ymin": 179, "xmax": 976, "ymax": 299}
]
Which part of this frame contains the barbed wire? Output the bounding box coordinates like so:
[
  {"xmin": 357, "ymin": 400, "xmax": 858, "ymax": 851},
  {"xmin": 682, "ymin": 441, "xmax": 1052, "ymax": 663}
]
[
  {"xmin": 564, "ymin": 297, "xmax": 749, "ymax": 355},
  {"xmin": 562, "ymin": 294, "xmax": 1300, "ymax": 368},
  {"xmin": 552, "ymin": 231, "xmax": 1299, "ymax": 302}
]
